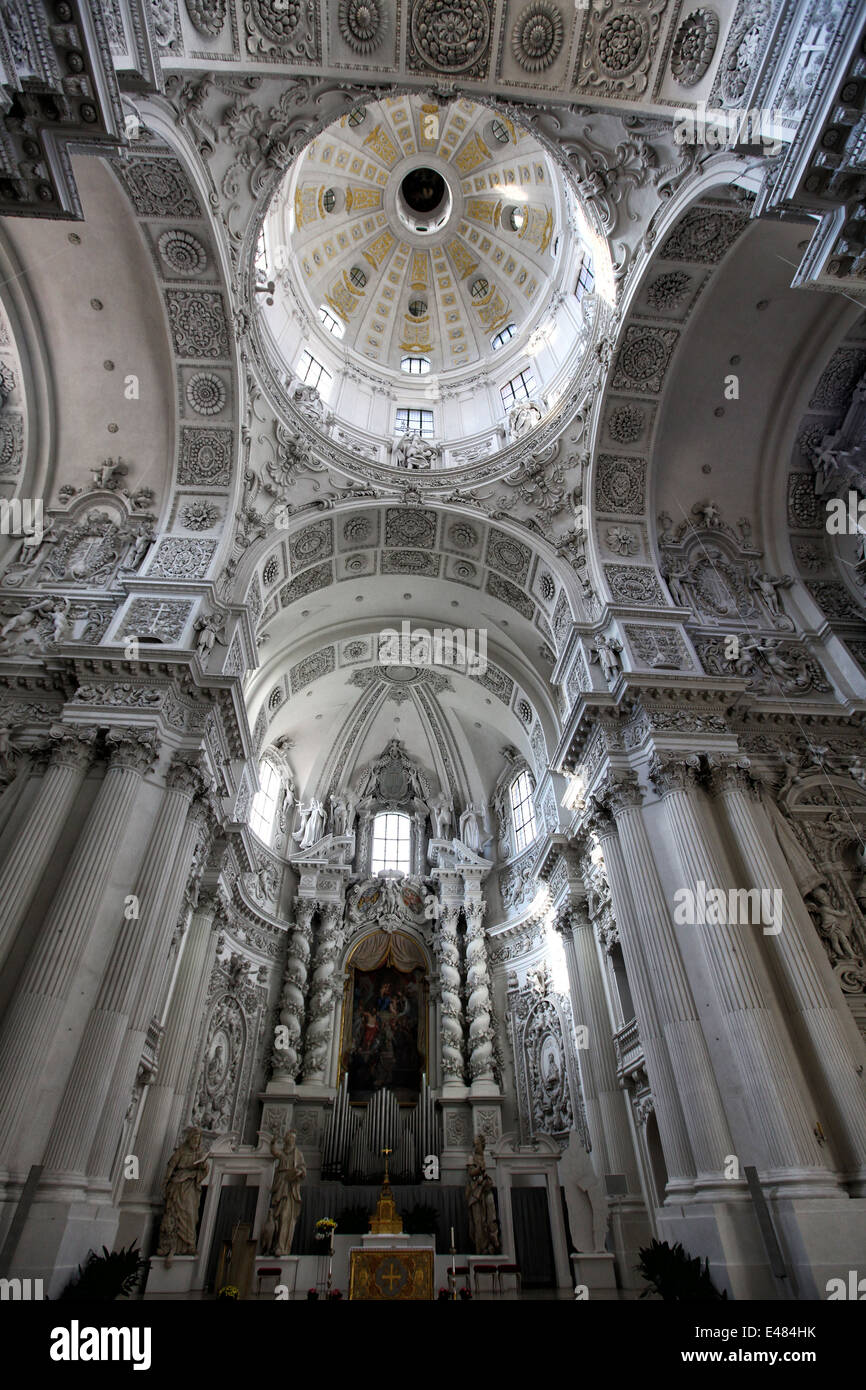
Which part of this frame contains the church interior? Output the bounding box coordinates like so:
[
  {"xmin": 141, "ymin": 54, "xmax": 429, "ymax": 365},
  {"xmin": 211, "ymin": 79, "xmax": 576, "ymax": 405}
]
[{"xmin": 0, "ymin": 0, "xmax": 865, "ymax": 1313}]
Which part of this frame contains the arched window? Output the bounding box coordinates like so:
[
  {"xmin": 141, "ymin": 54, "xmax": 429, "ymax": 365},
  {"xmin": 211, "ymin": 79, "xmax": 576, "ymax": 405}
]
[
  {"xmin": 250, "ymin": 759, "xmax": 281, "ymax": 846},
  {"xmin": 371, "ymin": 811, "xmax": 411, "ymax": 873},
  {"xmin": 509, "ymin": 770, "xmax": 537, "ymax": 854}
]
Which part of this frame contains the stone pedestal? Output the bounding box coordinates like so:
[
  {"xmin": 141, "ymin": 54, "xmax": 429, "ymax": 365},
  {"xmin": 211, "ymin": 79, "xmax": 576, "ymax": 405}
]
[
  {"xmin": 571, "ymin": 1251, "xmax": 617, "ymax": 1290},
  {"xmin": 145, "ymin": 1256, "xmax": 198, "ymax": 1296}
]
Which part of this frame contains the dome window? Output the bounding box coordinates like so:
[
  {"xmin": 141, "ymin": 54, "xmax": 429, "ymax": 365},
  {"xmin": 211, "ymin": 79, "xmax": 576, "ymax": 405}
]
[
  {"xmin": 490, "ymin": 118, "xmax": 510, "ymax": 145},
  {"xmin": 408, "ymin": 299, "xmax": 428, "ymax": 318},
  {"xmin": 347, "ymin": 106, "xmax": 367, "ymax": 127},
  {"xmin": 401, "ymin": 355, "xmax": 431, "ymax": 375},
  {"xmin": 318, "ymin": 304, "xmax": 345, "ymax": 337},
  {"xmin": 491, "ymin": 322, "xmax": 516, "ymax": 351},
  {"xmin": 470, "ymin": 277, "xmax": 489, "ymax": 299},
  {"xmin": 507, "ymin": 206, "xmax": 526, "ymax": 233},
  {"xmin": 349, "ymin": 265, "xmax": 368, "ymax": 289},
  {"xmin": 322, "ymin": 187, "xmax": 337, "ymax": 213}
]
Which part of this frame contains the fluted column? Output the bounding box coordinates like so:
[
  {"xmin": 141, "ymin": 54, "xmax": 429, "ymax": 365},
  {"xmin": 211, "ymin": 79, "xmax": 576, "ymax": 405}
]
[
  {"xmin": 465, "ymin": 897, "xmax": 496, "ymax": 1087},
  {"xmin": 589, "ymin": 804, "xmax": 699, "ymax": 1190},
  {"xmin": 124, "ymin": 892, "xmax": 222, "ymax": 1207},
  {"xmin": 555, "ymin": 899, "xmax": 639, "ymax": 1189},
  {"xmin": 0, "ymin": 728, "xmax": 159, "ymax": 1166},
  {"xmin": 271, "ymin": 899, "xmax": 315, "ymax": 1083},
  {"xmin": 711, "ymin": 758, "xmax": 866, "ymax": 1189},
  {"xmin": 649, "ymin": 754, "xmax": 832, "ymax": 1188},
  {"xmin": 302, "ymin": 902, "xmax": 343, "ymax": 1084},
  {"xmin": 0, "ymin": 727, "xmax": 97, "ymax": 971},
  {"xmin": 437, "ymin": 902, "xmax": 465, "ymax": 1088},
  {"xmin": 41, "ymin": 755, "xmax": 206, "ymax": 1179}
]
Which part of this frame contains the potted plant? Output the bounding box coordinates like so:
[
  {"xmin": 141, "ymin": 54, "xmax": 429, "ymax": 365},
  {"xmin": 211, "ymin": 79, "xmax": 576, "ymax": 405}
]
[
  {"xmin": 57, "ymin": 1241, "xmax": 150, "ymax": 1301},
  {"xmin": 306, "ymin": 1287, "xmax": 319, "ymax": 1301},
  {"xmin": 217, "ymin": 1285, "xmax": 239, "ymax": 1300},
  {"xmin": 636, "ymin": 1239, "xmax": 727, "ymax": 1300}
]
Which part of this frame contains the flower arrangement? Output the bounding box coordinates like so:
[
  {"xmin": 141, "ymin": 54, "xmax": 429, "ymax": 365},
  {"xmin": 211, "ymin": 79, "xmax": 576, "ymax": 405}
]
[
  {"xmin": 437, "ymin": 1287, "xmax": 451, "ymax": 1301},
  {"xmin": 327, "ymin": 1288, "xmax": 343, "ymax": 1300},
  {"xmin": 306, "ymin": 1287, "xmax": 319, "ymax": 1300},
  {"xmin": 458, "ymin": 1286, "xmax": 472, "ymax": 1300},
  {"xmin": 315, "ymin": 1217, "xmax": 337, "ymax": 1239},
  {"xmin": 217, "ymin": 1285, "xmax": 239, "ymax": 1300}
]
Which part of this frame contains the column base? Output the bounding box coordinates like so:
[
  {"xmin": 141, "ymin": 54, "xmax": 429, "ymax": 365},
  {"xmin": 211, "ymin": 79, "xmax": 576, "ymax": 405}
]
[{"xmin": 571, "ymin": 1251, "xmax": 617, "ymax": 1290}]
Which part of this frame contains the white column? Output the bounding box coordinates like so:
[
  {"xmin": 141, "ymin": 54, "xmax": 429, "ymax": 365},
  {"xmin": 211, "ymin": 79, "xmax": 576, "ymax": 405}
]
[
  {"xmin": 711, "ymin": 759, "xmax": 866, "ymax": 1191},
  {"xmin": 0, "ymin": 728, "xmax": 159, "ymax": 1167},
  {"xmin": 41, "ymin": 756, "xmax": 206, "ymax": 1179},
  {"xmin": 0, "ymin": 727, "xmax": 96, "ymax": 971},
  {"xmin": 649, "ymin": 754, "xmax": 834, "ymax": 1190},
  {"xmin": 555, "ymin": 898, "xmax": 640, "ymax": 1190},
  {"xmin": 124, "ymin": 892, "xmax": 221, "ymax": 1209},
  {"xmin": 593, "ymin": 773, "xmax": 738, "ymax": 1191}
]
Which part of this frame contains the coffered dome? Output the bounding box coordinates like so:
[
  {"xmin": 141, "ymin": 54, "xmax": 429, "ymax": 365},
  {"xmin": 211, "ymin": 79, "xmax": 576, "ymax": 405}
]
[
  {"xmin": 257, "ymin": 93, "xmax": 601, "ymax": 456},
  {"xmin": 272, "ymin": 94, "xmax": 566, "ymax": 375}
]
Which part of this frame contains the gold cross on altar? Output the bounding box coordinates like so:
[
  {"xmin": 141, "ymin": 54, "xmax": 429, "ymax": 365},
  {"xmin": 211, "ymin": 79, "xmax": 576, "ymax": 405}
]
[{"xmin": 380, "ymin": 1261, "xmax": 402, "ymax": 1292}]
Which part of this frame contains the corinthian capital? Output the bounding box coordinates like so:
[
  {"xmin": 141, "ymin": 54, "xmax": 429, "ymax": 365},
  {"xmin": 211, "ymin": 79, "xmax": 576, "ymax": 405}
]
[
  {"xmin": 648, "ymin": 753, "xmax": 701, "ymax": 797},
  {"xmin": 105, "ymin": 725, "xmax": 160, "ymax": 773},
  {"xmin": 590, "ymin": 769, "xmax": 642, "ymax": 820},
  {"xmin": 705, "ymin": 753, "xmax": 755, "ymax": 799},
  {"xmin": 166, "ymin": 752, "xmax": 206, "ymax": 798}
]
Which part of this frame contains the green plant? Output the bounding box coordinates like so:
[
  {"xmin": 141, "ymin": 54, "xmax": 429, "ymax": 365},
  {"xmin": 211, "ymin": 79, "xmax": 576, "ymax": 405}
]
[
  {"xmin": 57, "ymin": 1241, "xmax": 150, "ymax": 1301},
  {"xmin": 636, "ymin": 1239, "xmax": 727, "ymax": 1301},
  {"xmin": 217, "ymin": 1284, "xmax": 239, "ymax": 1300},
  {"xmin": 403, "ymin": 1203, "xmax": 440, "ymax": 1236}
]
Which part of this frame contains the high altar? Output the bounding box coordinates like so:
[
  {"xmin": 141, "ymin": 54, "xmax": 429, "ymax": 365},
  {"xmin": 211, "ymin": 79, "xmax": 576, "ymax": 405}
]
[{"xmin": 348, "ymin": 1157, "xmax": 434, "ymax": 1300}]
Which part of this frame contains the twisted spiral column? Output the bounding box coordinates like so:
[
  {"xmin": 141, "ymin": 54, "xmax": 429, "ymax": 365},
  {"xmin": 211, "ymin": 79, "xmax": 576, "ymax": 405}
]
[
  {"xmin": 437, "ymin": 902, "xmax": 465, "ymax": 1086},
  {"xmin": 301, "ymin": 902, "xmax": 343, "ymax": 1084},
  {"xmin": 272, "ymin": 899, "xmax": 315, "ymax": 1083},
  {"xmin": 465, "ymin": 898, "xmax": 496, "ymax": 1085}
]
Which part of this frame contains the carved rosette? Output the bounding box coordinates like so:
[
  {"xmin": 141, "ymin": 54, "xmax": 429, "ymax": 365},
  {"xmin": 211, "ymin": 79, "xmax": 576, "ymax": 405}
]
[
  {"xmin": 301, "ymin": 902, "xmax": 343, "ymax": 1083},
  {"xmin": 272, "ymin": 900, "xmax": 315, "ymax": 1082},
  {"xmin": 437, "ymin": 903, "xmax": 465, "ymax": 1084},
  {"xmin": 465, "ymin": 899, "xmax": 495, "ymax": 1083}
]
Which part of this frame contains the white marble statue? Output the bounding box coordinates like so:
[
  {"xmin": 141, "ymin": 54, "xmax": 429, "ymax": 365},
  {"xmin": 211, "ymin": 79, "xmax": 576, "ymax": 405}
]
[
  {"xmin": 559, "ymin": 1129, "xmax": 608, "ymax": 1254},
  {"xmin": 392, "ymin": 430, "xmax": 439, "ymax": 470},
  {"xmin": 293, "ymin": 798, "xmax": 326, "ymax": 848},
  {"xmin": 429, "ymin": 791, "xmax": 453, "ymax": 839}
]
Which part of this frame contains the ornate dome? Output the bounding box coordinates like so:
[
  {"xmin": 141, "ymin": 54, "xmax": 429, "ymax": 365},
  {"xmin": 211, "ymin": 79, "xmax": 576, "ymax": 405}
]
[{"xmin": 257, "ymin": 93, "xmax": 600, "ymax": 458}]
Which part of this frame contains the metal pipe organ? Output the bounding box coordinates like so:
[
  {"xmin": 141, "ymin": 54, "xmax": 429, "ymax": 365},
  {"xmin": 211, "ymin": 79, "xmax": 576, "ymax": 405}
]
[{"xmin": 321, "ymin": 1073, "xmax": 441, "ymax": 1182}]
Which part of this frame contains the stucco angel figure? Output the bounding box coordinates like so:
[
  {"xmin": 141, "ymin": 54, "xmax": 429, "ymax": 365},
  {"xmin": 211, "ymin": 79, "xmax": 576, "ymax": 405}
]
[
  {"xmin": 194, "ymin": 612, "xmax": 224, "ymax": 661},
  {"xmin": 806, "ymin": 884, "xmax": 861, "ymax": 963},
  {"xmin": 429, "ymin": 791, "xmax": 453, "ymax": 839},
  {"xmin": 155, "ymin": 1127, "xmax": 209, "ymax": 1258},
  {"xmin": 0, "ymin": 596, "xmax": 55, "ymax": 644},
  {"xmin": 466, "ymin": 1135, "xmax": 500, "ymax": 1256},
  {"xmin": 265, "ymin": 1129, "xmax": 306, "ymax": 1256}
]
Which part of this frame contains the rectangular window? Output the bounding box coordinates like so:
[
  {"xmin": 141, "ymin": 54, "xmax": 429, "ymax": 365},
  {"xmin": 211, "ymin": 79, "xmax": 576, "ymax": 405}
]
[
  {"xmin": 371, "ymin": 812, "xmax": 412, "ymax": 873},
  {"xmin": 500, "ymin": 368, "xmax": 535, "ymax": 412},
  {"xmin": 250, "ymin": 760, "xmax": 281, "ymax": 846},
  {"xmin": 509, "ymin": 770, "xmax": 537, "ymax": 855},
  {"xmin": 298, "ymin": 349, "xmax": 332, "ymax": 393},
  {"xmin": 396, "ymin": 407, "xmax": 434, "ymax": 438},
  {"xmin": 575, "ymin": 253, "xmax": 595, "ymax": 301}
]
